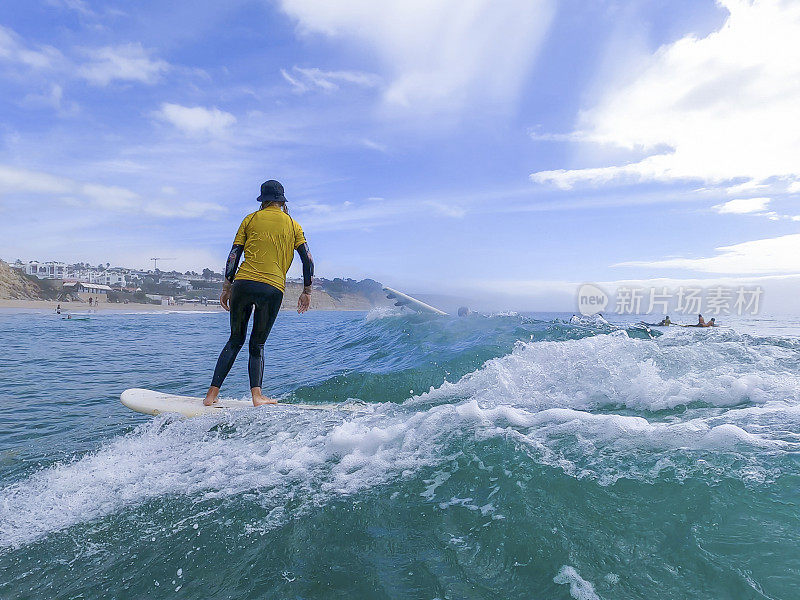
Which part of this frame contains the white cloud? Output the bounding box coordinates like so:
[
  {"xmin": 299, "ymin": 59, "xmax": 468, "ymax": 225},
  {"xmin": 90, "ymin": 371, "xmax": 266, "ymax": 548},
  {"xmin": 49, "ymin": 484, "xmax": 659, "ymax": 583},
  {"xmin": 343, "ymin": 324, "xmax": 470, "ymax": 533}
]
[
  {"xmin": 279, "ymin": 0, "xmax": 555, "ymax": 115},
  {"xmin": 361, "ymin": 138, "xmax": 387, "ymax": 152},
  {"xmin": 0, "ymin": 164, "xmax": 72, "ymax": 195},
  {"xmin": 614, "ymin": 233, "xmax": 800, "ymax": 275},
  {"xmin": 281, "ymin": 66, "xmax": 380, "ymax": 93},
  {"xmin": 713, "ymin": 197, "xmax": 771, "ymax": 214},
  {"xmin": 711, "ymin": 197, "xmax": 800, "ymax": 221},
  {"xmin": 45, "ymin": 0, "xmax": 96, "ymax": 17},
  {"xmin": 295, "ymin": 198, "xmax": 410, "ymax": 231},
  {"xmin": 20, "ymin": 83, "xmax": 80, "ymax": 116},
  {"xmin": 531, "ymin": 0, "xmax": 800, "ymax": 191},
  {"xmin": 21, "ymin": 83, "xmax": 64, "ymax": 110},
  {"xmin": 154, "ymin": 103, "xmax": 236, "ymax": 136},
  {"xmin": 81, "ymin": 183, "xmax": 138, "ymax": 210},
  {"xmin": 0, "ymin": 164, "xmax": 139, "ymax": 210},
  {"xmin": 78, "ymin": 43, "xmax": 168, "ymax": 85},
  {"xmin": 143, "ymin": 201, "xmax": 225, "ymax": 219},
  {"xmin": 0, "ymin": 164, "xmax": 223, "ymax": 219},
  {"xmin": 724, "ymin": 180, "xmax": 769, "ymax": 196},
  {"xmin": 425, "ymin": 201, "xmax": 466, "ymax": 218},
  {"xmin": 1, "ymin": 28, "xmax": 168, "ymax": 86},
  {"xmin": 0, "ymin": 25, "xmax": 63, "ymax": 70}
]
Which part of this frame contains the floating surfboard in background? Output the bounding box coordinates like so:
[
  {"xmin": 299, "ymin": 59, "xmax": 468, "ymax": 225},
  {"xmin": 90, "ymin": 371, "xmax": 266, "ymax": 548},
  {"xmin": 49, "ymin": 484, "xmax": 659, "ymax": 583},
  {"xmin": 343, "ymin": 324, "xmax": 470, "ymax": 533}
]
[
  {"xmin": 383, "ymin": 286, "xmax": 448, "ymax": 316},
  {"xmin": 120, "ymin": 388, "xmax": 363, "ymax": 418}
]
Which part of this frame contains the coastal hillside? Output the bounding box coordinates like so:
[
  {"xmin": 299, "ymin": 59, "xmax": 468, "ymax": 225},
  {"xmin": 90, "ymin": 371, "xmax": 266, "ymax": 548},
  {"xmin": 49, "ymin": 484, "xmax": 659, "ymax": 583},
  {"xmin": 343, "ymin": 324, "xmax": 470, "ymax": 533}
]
[
  {"xmin": 0, "ymin": 263, "xmax": 389, "ymax": 310},
  {"xmin": 185, "ymin": 277, "xmax": 386, "ymax": 310},
  {"xmin": 281, "ymin": 282, "xmax": 377, "ymax": 311},
  {"xmin": 0, "ymin": 260, "xmax": 42, "ymax": 300}
]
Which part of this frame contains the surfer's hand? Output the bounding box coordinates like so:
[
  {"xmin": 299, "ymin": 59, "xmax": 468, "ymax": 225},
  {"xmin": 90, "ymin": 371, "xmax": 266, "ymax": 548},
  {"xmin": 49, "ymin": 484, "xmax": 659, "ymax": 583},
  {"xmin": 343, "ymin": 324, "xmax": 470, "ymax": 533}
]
[
  {"xmin": 297, "ymin": 290, "xmax": 311, "ymax": 314},
  {"xmin": 220, "ymin": 282, "xmax": 232, "ymax": 311}
]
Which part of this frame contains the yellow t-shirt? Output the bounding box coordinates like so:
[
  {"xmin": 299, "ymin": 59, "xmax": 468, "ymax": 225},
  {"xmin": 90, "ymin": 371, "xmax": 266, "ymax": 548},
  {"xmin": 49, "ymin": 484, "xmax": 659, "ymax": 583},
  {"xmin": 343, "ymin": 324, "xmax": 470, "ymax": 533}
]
[{"xmin": 232, "ymin": 205, "xmax": 307, "ymax": 292}]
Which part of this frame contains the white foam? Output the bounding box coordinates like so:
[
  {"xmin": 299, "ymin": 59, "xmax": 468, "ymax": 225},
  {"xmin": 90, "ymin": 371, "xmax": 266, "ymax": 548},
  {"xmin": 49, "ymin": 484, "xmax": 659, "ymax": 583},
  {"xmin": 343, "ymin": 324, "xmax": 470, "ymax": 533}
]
[
  {"xmin": 365, "ymin": 305, "xmax": 406, "ymax": 321},
  {"xmin": 414, "ymin": 331, "xmax": 800, "ymax": 412},
  {"xmin": 2, "ymin": 393, "xmax": 796, "ymax": 548},
  {"xmin": 4, "ymin": 330, "xmax": 800, "ymax": 549},
  {"xmin": 0, "ymin": 401, "xmax": 465, "ymax": 549},
  {"xmin": 554, "ymin": 565, "xmax": 601, "ymax": 600}
]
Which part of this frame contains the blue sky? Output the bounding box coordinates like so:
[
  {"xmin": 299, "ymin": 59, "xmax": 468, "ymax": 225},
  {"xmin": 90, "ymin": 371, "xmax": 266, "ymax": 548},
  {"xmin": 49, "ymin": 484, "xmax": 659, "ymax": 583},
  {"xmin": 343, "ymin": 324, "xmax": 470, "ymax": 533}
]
[{"xmin": 1, "ymin": 0, "xmax": 799, "ymax": 310}]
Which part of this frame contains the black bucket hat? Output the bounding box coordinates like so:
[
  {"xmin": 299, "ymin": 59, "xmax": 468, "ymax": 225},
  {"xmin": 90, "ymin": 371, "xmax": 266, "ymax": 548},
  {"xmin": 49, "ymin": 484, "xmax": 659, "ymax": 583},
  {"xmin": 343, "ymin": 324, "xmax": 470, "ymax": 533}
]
[{"xmin": 257, "ymin": 180, "xmax": 287, "ymax": 203}]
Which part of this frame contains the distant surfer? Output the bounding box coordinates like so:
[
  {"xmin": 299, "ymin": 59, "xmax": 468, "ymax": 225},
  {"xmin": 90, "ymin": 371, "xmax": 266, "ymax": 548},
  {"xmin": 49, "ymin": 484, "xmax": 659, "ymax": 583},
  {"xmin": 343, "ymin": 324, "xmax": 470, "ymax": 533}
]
[
  {"xmin": 686, "ymin": 315, "xmax": 716, "ymax": 327},
  {"xmin": 203, "ymin": 180, "xmax": 314, "ymax": 407},
  {"xmin": 657, "ymin": 315, "xmax": 671, "ymax": 326}
]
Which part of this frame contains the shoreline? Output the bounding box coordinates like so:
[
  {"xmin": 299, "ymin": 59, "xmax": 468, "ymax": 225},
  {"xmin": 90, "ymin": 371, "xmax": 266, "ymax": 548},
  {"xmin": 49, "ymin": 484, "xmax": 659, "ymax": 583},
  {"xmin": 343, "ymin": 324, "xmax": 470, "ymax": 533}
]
[
  {"xmin": 0, "ymin": 299, "xmax": 225, "ymax": 312},
  {"xmin": 0, "ymin": 299, "xmax": 371, "ymax": 313}
]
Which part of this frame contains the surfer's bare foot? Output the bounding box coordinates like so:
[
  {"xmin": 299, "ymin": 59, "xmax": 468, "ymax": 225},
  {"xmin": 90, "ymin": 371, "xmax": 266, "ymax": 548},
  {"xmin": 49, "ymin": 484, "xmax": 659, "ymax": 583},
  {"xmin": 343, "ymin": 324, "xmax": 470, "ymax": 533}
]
[
  {"xmin": 251, "ymin": 386, "xmax": 278, "ymax": 406},
  {"xmin": 252, "ymin": 395, "xmax": 279, "ymax": 406},
  {"xmin": 204, "ymin": 385, "xmax": 221, "ymax": 406}
]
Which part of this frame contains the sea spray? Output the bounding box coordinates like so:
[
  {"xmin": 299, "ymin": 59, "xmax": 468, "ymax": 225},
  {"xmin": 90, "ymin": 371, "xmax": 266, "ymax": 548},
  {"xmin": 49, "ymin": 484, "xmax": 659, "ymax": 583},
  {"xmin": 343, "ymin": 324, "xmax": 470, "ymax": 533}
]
[{"xmin": 1, "ymin": 310, "xmax": 799, "ymax": 598}]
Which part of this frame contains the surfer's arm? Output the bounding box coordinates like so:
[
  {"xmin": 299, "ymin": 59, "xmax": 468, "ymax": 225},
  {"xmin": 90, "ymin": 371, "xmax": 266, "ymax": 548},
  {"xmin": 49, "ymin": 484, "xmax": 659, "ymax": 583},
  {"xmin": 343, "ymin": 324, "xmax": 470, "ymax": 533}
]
[
  {"xmin": 296, "ymin": 243, "xmax": 314, "ymax": 289},
  {"xmin": 295, "ymin": 243, "xmax": 313, "ymax": 314},
  {"xmin": 225, "ymin": 244, "xmax": 244, "ymax": 283}
]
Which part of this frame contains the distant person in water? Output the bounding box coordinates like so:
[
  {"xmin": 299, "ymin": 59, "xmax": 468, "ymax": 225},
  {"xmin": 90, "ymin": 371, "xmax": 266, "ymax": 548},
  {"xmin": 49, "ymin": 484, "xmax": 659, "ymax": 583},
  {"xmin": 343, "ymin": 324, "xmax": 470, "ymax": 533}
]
[
  {"xmin": 204, "ymin": 180, "xmax": 315, "ymax": 407},
  {"xmin": 658, "ymin": 315, "xmax": 671, "ymax": 326},
  {"xmin": 56, "ymin": 304, "xmax": 61, "ymax": 314},
  {"xmin": 687, "ymin": 315, "xmax": 716, "ymax": 327}
]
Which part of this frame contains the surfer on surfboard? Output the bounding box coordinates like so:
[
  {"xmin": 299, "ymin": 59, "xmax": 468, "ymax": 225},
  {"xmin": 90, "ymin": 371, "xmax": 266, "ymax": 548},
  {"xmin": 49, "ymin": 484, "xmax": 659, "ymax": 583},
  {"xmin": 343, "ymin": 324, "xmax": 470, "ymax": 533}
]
[
  {"xmin": 203, "ymin": 180, "xmax": 314, "ymax": 407},
  {"xmin": 686, "ymin": 317, "xmax": 716, "ymax": 327}
]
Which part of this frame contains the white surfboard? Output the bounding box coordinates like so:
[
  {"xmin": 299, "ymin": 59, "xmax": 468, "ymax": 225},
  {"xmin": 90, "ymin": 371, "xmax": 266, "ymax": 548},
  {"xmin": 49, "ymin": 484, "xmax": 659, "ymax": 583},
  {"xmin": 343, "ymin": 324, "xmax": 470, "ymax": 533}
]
[
  {"xmin": 383, "ymin": 286, "xmax": 448, "ymax": 316},
  {"xmin": 120, "ymin": 388, "xmax": 363, "ymax": 418}
]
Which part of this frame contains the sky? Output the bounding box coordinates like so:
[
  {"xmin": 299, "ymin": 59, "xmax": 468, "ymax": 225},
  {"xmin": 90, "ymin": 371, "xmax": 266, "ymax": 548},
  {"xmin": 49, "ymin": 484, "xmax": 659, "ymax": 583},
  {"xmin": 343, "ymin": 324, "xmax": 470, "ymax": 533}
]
[{"xmin": 1, "ymin": 0, "xmax": 799, "ymax": 312}]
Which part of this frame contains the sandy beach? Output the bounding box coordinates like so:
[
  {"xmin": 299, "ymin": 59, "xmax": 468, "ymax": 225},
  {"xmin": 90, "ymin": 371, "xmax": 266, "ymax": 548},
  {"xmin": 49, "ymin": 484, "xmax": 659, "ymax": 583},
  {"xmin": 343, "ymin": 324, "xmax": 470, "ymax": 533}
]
[
  {"xmin": 0, "ymin": 299, "xmax": 226, "ymax": 312},
  {"xmin": 0, "ymin": 293, "xmax": 377, "ymax": 312}
]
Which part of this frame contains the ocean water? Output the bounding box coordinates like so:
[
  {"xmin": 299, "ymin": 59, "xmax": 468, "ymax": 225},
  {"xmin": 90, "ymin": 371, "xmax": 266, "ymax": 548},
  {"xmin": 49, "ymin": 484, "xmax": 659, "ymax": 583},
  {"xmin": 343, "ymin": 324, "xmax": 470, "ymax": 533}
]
[{"xmin": 1, "ymin": 308, "xmax": 799, "ymax": 599}]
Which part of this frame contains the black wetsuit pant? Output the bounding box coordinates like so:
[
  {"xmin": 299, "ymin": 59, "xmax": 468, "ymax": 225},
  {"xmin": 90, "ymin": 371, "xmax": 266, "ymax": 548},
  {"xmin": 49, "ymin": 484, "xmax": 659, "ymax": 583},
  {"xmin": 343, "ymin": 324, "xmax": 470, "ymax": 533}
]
[{"xmin": 210, "ymin": 279, "xmax": 283, "ymax": 389}]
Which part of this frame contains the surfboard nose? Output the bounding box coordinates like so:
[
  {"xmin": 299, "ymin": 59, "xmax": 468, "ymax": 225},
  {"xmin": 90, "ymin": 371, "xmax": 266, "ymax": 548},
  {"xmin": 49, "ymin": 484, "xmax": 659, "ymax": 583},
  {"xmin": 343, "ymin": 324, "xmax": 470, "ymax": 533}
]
[{"xmin": 120, "ymin": 388, "xmax": 152, "ymax": 412}]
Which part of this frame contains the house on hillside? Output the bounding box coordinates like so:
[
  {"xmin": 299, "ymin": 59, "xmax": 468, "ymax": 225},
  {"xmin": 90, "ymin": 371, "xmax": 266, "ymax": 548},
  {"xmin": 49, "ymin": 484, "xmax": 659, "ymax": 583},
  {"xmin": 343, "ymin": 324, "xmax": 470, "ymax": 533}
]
[
  {"xmin": 25, "ymin": 261, "xmax": 66, "ymax": 279},
  {"xmin": 160, "ymin": 274, "xmax": 193, "ymax": 290}
]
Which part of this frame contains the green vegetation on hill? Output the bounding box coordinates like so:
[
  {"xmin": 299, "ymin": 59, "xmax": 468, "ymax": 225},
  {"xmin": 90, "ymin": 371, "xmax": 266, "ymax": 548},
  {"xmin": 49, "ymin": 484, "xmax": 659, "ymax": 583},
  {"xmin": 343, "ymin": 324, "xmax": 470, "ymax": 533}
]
[{"xmin": 319, "ymin": 278, "xmax": 384, "ymax": 302}]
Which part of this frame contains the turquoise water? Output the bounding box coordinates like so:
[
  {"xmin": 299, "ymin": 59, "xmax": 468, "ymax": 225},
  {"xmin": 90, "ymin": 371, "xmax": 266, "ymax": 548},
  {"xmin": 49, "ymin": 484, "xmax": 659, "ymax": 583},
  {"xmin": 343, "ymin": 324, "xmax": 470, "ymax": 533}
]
[{"xmin": 1, "ymin": 308, "xmax": 799, "ymax": 599}]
